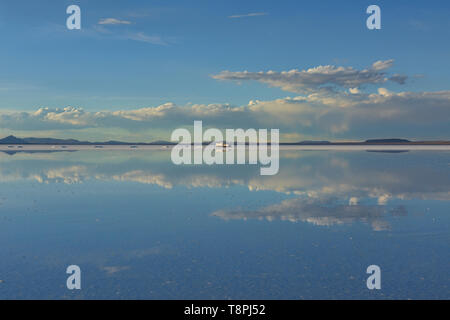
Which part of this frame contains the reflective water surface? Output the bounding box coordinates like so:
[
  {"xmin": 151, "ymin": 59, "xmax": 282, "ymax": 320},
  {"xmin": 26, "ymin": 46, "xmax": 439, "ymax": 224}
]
[{"xmin": 0, "ymin": 149, "xmax": 449, "ymax": 299}]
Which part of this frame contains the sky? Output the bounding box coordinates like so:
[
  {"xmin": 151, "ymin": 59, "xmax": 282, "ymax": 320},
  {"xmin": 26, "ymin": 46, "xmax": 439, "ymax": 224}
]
[{"xmin": 0, "ymin": 0, "xmax": 449, "ymax": 142}]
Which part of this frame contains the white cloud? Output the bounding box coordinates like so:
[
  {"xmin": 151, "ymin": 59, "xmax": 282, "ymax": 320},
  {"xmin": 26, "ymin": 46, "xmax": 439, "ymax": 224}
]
[
  {"xmin": 98, "ymin": 18, "xmax": 132, "ymax": 25},
  {"xmin": 126, "ymin": 32, "xmax": 167, "ymax": 45},
  {"xmin": 228, "ymin": 12, "xmax": 267, "ymax": 19},
  {"xmin": 1, "ymin": 88, "xmax": 449, "ymax": 139},
  {"xmin": 1, "ymin": 60, "xmax": 449, "ymax": 140},
  {"xmin": 371, "ymin": 59, "xmax": 394, "ymax": 71},
  {"xmin": 94, "ymin": 19, "xmax": 168, "ymax": 46},
  {"xmin": 212, "ymin": 60, "xmax": 406, "ymax": 93}
]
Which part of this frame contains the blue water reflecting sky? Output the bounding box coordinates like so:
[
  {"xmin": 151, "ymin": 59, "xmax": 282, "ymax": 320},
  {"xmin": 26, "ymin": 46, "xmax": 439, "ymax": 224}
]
[{"xmin": 0, "ymin": 150, "xmax": 449, "ymax": 299}]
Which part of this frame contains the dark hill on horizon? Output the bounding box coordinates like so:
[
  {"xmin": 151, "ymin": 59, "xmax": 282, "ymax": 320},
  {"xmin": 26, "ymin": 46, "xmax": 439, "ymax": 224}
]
[
  {"xmin": 0, "ymin": 135, "xmax": 174, "ymax": 145},
  {"xmin": 0, "ymin": 135, "xmax": 27, "ymax": 144},
  {"xmin": 365, "ymin": 138, "xmax": 410, "ymax": 143}
]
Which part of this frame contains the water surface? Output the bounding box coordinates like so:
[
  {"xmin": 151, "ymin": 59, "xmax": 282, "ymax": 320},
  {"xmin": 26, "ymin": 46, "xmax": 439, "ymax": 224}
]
[{"xmin": 0, "ymin": 149, "xmax": 449, "ymax": 299}]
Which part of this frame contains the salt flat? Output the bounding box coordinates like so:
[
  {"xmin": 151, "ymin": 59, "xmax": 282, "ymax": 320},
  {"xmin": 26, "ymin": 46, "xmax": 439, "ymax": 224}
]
[{"xmin": 1, "ymin": 144, "xmax": 450, "ymax": 151}]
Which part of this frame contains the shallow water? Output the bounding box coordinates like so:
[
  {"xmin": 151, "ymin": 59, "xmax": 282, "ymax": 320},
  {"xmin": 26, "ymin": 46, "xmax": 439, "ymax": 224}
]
[{"xmin": 0, "ymin": 149, "xmax": 449, "ymax": 299}]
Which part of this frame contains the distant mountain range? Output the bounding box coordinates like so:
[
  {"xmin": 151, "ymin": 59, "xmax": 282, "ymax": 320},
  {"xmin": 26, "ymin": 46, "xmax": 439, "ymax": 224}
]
[
  {"xmin": 284, "ymin": 138, "xmax": 449, "ymax": 145},
  {"xmin": 0, "ymin": 135, "xmax": 449, "ymax": 145},
  {"xmin": 0, "ymin": 135, "xmax": 174, "ymax": 145},
  {"xmin": 292, "ymin": 138, "xmax": 415, "ymax": 145}
]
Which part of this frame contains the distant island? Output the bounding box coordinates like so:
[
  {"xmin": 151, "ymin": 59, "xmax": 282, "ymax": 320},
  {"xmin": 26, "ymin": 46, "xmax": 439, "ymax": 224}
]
[{"xmin": 0, "ymin": 135, "xmax": 449, "ymax": 145}]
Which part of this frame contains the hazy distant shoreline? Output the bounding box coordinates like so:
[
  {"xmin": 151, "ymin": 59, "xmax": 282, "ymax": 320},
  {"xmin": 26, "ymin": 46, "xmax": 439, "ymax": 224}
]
[
  {"xmin": 1, "ymin": 135, "xmax": 449, "ymax": 147},
  {"xmin": 1, "ymin": 144, "xmax": 449, "ymax": 151}
]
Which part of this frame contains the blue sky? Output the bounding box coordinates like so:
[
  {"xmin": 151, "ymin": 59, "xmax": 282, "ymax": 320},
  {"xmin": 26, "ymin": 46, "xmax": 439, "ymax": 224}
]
[{"xmin": 0, "ymin": 0, "xmax": 449, "ymax": 141}]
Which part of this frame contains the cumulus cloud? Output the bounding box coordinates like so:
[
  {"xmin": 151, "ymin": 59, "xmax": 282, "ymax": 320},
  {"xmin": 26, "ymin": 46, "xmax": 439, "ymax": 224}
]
[
  {"xmin": 212, "ymin": 59, "xmax": 406, "ymax": 93},
  {"xmin": 371, "ymin": 60, "xmax": 394, "ymax": 71},
  {"xmin": 1, "ymin": 88, "xmax": 449, "ymax": 139},
  {"xmin": 1, "ymin": 60, "xmax": 449, "ymax": 140},
  {"xmin": 245, "ymin": 90, "xmax": 450, "ymax": 137}
]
